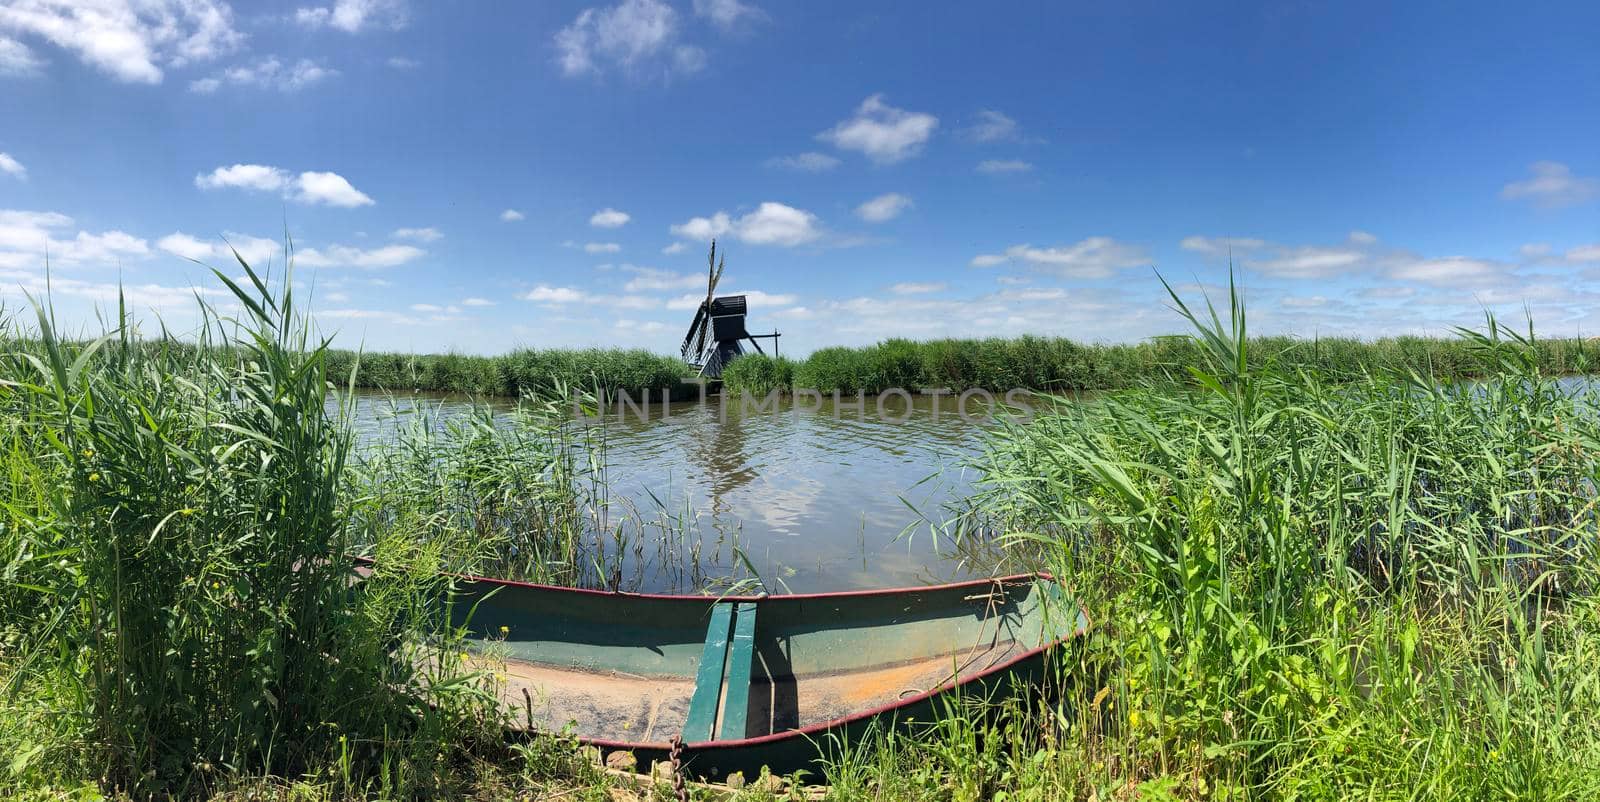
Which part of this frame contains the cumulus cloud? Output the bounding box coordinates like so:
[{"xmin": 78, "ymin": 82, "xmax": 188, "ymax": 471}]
[
  {"xmin": 890, "ymin": 281, "xmax": 945, "ymax": 294},
  {"xmin": 294, "ymin": 171, "xmax": 375, "ymax": 207},
  {"xmin": 157, "ymin": 231, "xmax": 280, "ymax": 266},
  {"xmin": 1501, "ymin": 161, "xmax": 1598, "ymax": 208},
  {"xmin": 500, "ymin": 209, "xmax": 525, "ymax": 222},
  {"xmin": 554, "ymin": 0, "xmax": 705, "ymax": 79},
  {"xmin": 523, "ymin": 285, "xmax": 586, "ymax": 304},
  {"xmin": 295, "ymin": 0, "xmax": 409, "ymax": 32},
  {"xmin": 661, "ymin": 242, "xmax": 686, "ymax": 254},
  {"xmin": 0, "ymin": 0, "xmax": 243, "ymax": 84},
  {"xmin": 855, "ymin": 192, "xmax": 912, "ymax": 223},
  {"xmin": 195, "ymin": 164, "xmax": 375, "ymax": 207},
  {"xmin": 585, "ymin": 242, "xmax": 621, "ymax": 253},
  {"xmin": 976, "ymin": 159, "xmax": 1032, "ymax": 174},
  {"xmin": 0, "ymin": 209, "xmax": 149, "ymax": 269},
  {"xmin": 0, "ymin": 152, "xmax": 24, "ymax": 179},
  {"xmin": 590, "ymin": 207, "xmax": 631, "ymax": 228},
  {"xmin": 460, "ymin": 297, "xmax": 495, "ymax": 306},
  {"xmin": 0, "ymin": 36, "xmax": 43, "ymax": 75},
  {"xmin": 189, "ymin": 56, "xmax": 337, "ymax": 93},
  {"xmin": 295, "ymin": 243, "xmax": 424, "ymax": 268},
  {"xmin": 671, "ymin": 202, "xmax": 821, "ymax": 247},
  {"xmin": 765, "ymin": 152, "xmax": 840, "ymax": 172},
  {"xmin": 817, "ymin": 94, "xmax": 938, "ymax": 165},
  {"xmin": 969, "ymin": 237, "xmax": 1148, "ymax": 278}
]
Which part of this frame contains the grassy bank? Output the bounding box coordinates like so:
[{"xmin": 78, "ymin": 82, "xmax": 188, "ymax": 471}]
[
  {"xmin": 322, "ymin": 347, "xmax": 696, "ymax": 399},
  {"xmin": 723, "ymin": 332, "xmax": 1597, "ymax": 395},
  {"xmin": 6, "ymin": 271, "xmax": 1600, "ymax": 800}
]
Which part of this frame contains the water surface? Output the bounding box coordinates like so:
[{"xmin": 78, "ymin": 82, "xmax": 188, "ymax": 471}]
[{"xmin": 347, "ymin": 390, "xmax": 1009, "ymax": 592}]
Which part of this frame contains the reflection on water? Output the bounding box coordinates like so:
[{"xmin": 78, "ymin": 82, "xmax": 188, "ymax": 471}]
[{"xmin": 344, "ymin": 390, "xmax": 998, "ymax": 592}]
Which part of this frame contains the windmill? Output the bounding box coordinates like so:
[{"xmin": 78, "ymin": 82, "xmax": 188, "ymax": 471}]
[{"xmin": 678, "ymin": 241, "xmax": 781, "ymax": 379}]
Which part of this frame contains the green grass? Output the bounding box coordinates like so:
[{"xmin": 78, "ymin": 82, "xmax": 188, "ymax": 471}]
[
  {"xmin": 7, "ymin": 268, "xmax": 1600, "ymax": 800},
  {"xmin": 321, "ymin": 346, "xmax": 697, "ymax": 399},
  {"xmin": 726, "ymin": 331, "xmax": 1597, "ymax": 395}
]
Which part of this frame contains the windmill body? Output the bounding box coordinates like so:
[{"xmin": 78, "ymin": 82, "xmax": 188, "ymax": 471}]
[{"xmin": 677, "ymin": 242, "xmax": 780, "ymax": 379}]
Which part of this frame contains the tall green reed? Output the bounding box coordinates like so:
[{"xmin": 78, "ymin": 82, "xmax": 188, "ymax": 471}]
[{"xmin": 0, "ymin": 260, "xmax": 503, "ymax": 798}]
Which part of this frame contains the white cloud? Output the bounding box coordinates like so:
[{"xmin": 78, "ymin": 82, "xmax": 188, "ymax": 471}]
[
  {"xmin": 1501, "ymin": 161, "xmax": 1599, "ymax": 208},
  {"xmin": 976, "ymin": 159, "xmax": 1032, "ymax": 174},
  {"xmin": 195, "ymin": 163, "xmax": 291, "ymax": 192},
  {"xmin": 0, "ymin": 152, "xmax": 24, "ymax": 179},
  {"xmin": 500, "ymin": 209, "xmax": 525, "ymax": 222},
  {"xmin": 385, "ymin": 56, "xmax": 418, "ymax": 69},
  {"xmin": 1250, "ymin": 246, "xmax": 1364, "ymax": 279},
  {"xmin": 965, "ymin": 109, "xmax": 1018, "ymax": 142},
  {"xmin": 1186, "ymin": 233, "xmax": 1376, "ymax": 279},
  {"xmin": 523, "ymin": 285, "xmax": 586, "ymax": 304},
  {"xmin": 692, "ymin": 0, "xmax": 764, "ymax": 30},
  {"xmin": 765, "ymin": 152, "xmax": 840, "ymax": 172},
  {"xmin": 554, "ymin": 0, "xmax": 705, "ymax": 79},
  {"xmin": 969, "ymin": 237, "xmax": 1148, "ymax": 278},
  {"xmin": 0, "ymin": 36, "xmax": 43, "ymax": 76},
  {"xmin": 409, "ymin": 303, "xmax": 460, "ymax": 314},
  {"xmin": 1179, "ymin": 236, "xmax": 1268, "ymax": 257},
  {"xmin": 295, "ymin": 0, "xmax": 408, "ymax": 33},
  {"xmin": 460, "ymin": 297, "xmax": 495, "ymax": 307},
  {"xmin": 0, "ymin": 0, "xmax": 243, "ymax": 84},
  {"xmin": 613, "ymin": 318, "xmax": 668, "ymax": 334},
  {"xmin": 189, "ymin": 56, "xmax": 337, "ymax": 93},
  {"xmin": 670, "ymin": 211, "xmax": 730, "ymax": 241},
  {"xmin": 590, "ymin": 207, "xmax": 631, "ymax": 228},
  {"xmin": 855, "ymin": 192, "xmax": 912, "ymax": 223},
  {"xmin": 667, "ymin": 288, "xmax": 794, "ymax": 310},
  {"xmin": 1567, "ymin": 244, "xmax": 1600, "ymax": 263},
  {"xmin": 622, "ymin": 266, "xmax": 704, "ymax": 291},
  {"xmin": 0, "ymin": 209, "xmax": 149, "ymax": 269},
  {"xmin": 671, "ymin": 202, "xmax": 820, "ymax": 247},
  {"xmin": 195, "ymin": 164, "xmax": 373, "ymax": 207},
  {"xmin": 817, "ymin": 94, "xmax": 938, "ymax": 165},
  {"xmin": 294, "ymin": 171, "xmax": 374, "ymax": 207},
  {"xmin": 661, "ymin": 242, "xmax": 686, "ymax": 254},
  {"xmin": 890, "ymin": 281, "xmax": 945, "ymax": 295},
  {"xmin": 585, "ymin": 242, "xmax": 622, "ymax": 253},
  {"xmin": 295, "ymin": 243, "xmax": 423, "ymax": 268},
  {"xmin": 1280, "ymin": 295, "xmax": 1330, "ymax": 308},
  {"xmin": 392, "ymin": 227, "xmax": 442, "ymax": 242},
  {"xmin": 157, "ymin": 231, "xmax": 279, "ymax": 265},
  {"xmin": 1388, "ymin": 256, "xmax": 1505, "ymax": 286}
]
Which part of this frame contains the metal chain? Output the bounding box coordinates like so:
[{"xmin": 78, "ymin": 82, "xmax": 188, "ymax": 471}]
[{"xmin": 667, "ymin": 735, "xmax": 689, "ymax": 802}]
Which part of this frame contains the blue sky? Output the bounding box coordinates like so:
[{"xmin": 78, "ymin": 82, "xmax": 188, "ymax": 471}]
[{"xmin": 1, "ymin": 0, "xmax": 1597, "ymax": 355}]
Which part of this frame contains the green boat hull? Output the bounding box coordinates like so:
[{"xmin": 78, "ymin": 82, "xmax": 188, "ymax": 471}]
[{"xmin": 442, "ymin": 571, "xmax": 1087, "ymax": 780}]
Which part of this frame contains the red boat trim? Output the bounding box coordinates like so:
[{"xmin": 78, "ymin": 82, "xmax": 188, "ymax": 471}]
[{"xmin": 356, "ymin": 554, "xmax": 1053, "ymax": 603}]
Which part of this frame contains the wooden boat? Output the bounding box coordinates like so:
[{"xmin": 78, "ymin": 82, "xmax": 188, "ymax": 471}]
[{"xmin": 444, "ymin": 570, "xmax": 1087, "ymax": 780}]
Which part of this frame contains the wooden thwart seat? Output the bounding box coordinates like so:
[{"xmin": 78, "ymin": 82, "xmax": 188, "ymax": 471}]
[{"xmin": 681, "ymin": 601, "xmax": 758, "ymax": 743}]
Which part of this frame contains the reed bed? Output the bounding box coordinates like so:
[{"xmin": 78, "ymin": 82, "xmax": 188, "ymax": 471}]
[
  {"xmin": 321, "ymin": 347, "xmax": 697, "ymax": 398},
  {"xmin": 6, "ymin": 267, "xmax": 1600, "ymax": 800},
  {"xmin": 725, "ymin": 332, "xmax": 1597, "ymax": 396}
]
